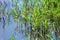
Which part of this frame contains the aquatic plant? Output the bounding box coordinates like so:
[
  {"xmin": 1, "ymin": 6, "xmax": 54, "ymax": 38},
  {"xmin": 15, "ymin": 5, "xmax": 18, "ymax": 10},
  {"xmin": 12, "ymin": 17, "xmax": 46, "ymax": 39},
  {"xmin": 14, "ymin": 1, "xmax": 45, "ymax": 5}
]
[{"xmin": 0, "ymin": 0, "xmax": 60, "ymax": 40}]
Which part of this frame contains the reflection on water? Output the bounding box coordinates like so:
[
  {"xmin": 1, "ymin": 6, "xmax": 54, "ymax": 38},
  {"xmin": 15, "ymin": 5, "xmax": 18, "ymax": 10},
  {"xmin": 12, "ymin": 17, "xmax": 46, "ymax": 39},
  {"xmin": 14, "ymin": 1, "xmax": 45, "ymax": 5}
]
[{"xmin": 0, "ymin": 15, "xmax": 27, "ymax": 40}]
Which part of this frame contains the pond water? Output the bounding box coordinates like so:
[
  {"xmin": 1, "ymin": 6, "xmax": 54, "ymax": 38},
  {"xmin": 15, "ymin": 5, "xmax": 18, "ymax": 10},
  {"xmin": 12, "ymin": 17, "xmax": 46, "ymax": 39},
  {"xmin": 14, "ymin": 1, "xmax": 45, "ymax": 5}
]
[{"xmin": 0, "ymin": 15, "xmax": 27, "ymax": 40}]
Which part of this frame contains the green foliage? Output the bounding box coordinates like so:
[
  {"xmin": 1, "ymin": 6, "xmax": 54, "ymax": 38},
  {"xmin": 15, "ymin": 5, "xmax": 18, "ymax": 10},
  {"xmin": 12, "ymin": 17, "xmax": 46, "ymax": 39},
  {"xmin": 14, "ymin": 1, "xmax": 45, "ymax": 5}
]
[
  {"xmin": 10, "ymin": 36, "xmax": 16, "ymax": 40},
  {"xmin": 12, "ymin": 7, "xmax": 19, "ymax": 22},
  {"xmin": 5, "ymin": 0, "xmax": 60, "ymax": 40}
]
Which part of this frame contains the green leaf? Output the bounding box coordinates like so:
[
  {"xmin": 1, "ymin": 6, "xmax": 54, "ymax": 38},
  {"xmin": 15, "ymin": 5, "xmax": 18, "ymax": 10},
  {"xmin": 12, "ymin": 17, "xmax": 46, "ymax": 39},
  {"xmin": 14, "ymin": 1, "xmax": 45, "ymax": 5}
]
[{"xmin": 10, "ymin": 36, "xmax": 16, "ymax": 40}]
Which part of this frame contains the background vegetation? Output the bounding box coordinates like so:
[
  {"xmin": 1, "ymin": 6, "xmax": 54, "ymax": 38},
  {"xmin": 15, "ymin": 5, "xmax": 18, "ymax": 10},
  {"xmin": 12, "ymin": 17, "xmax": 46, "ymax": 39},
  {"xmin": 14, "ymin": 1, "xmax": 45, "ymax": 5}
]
[{"xmin": 0, "ymin": 0, "xmax": 60, "ymax": 40}]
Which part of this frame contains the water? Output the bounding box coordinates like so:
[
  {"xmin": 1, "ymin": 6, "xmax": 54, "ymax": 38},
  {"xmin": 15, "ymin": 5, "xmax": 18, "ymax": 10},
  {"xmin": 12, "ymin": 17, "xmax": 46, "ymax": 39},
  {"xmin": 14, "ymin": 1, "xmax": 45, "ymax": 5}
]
[{"xmin": 0, "ymin": 14, "xmax": 27, "ymax": 40}]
